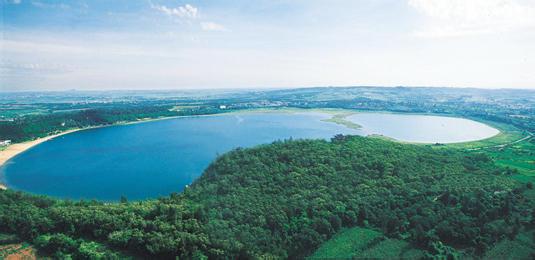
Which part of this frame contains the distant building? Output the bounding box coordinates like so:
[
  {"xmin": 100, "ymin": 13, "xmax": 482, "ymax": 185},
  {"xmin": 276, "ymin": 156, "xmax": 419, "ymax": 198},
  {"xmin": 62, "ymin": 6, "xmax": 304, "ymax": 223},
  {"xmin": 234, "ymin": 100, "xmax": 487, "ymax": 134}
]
[
  {"xmin": 219, "ymin": 105, "xmax": 227, "ymax": 109},
  {"xmin": 0, "ymin": 140, "xmax": 11, "ymax": 146}
]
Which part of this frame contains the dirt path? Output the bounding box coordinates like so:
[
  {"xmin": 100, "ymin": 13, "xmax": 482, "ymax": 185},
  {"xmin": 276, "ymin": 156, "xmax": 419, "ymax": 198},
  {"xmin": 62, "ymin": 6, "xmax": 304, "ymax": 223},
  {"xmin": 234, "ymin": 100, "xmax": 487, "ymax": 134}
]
[{"xmin": 468, "ymin": 132, "xmax": 533, "ymax": 151}]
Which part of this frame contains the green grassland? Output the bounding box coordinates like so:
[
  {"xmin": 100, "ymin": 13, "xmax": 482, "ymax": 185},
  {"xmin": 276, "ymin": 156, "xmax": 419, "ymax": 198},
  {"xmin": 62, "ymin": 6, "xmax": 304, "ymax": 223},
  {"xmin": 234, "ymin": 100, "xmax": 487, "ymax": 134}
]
[
  {"xmin": 433, "ymin": 119, "xmax": 535, "ymax": 183},
  {"xmin": 310, "ymin": 227, "xmax": 426, "ymax": 259},
  {"xmin": 0, "ymin": 107, "xmax": 49, "ymax": 118},
  {"xmin": 487, "ymin": 138, "xmax": 535, "ymax": 178},
  {"xmin": 470, "ymin": 136, "xmax": 534, "ymax": 183},
  {"xmin": 359, "ymin": 239, "xmax": 425, "ymax": 259},
  {"xmin": 309, "ymin": 227, "xmax": 384, "ymax": 258}
]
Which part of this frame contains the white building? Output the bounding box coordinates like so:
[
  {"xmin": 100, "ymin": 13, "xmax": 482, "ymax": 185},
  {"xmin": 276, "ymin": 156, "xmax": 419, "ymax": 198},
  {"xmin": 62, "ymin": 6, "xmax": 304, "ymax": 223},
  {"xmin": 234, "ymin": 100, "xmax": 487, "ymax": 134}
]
[{"xmin": 0, "ymin": 140, "xmax": 11, "ymax": 146}]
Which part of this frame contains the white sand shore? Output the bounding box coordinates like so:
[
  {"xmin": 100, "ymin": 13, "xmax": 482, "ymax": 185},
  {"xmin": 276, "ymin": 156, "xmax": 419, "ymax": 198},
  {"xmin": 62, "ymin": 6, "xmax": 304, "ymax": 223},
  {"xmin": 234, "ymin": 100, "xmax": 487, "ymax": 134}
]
[{"xmin": 0, "ymin": 129, "xmax": 82, "ymax": 190}]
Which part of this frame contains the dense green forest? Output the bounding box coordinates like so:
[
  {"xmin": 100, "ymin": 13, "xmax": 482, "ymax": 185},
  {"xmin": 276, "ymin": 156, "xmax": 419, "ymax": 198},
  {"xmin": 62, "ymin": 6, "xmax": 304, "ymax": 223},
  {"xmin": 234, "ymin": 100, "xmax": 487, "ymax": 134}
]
[{"xmin": 1, "ymin": 136, "xmax": 533, "ymax": 258}]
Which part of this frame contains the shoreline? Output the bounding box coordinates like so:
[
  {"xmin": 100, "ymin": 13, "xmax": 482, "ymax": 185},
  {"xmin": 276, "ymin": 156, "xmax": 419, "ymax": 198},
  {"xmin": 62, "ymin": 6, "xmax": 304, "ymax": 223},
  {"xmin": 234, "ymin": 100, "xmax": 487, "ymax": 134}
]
[
  {"xmin": 0, "ymin": 129, "xmax": 84, "ymax": 190},
  {"xmin": 0, "ymin": 114, "xmax": 213, "ymax": 190},
  {"xmin": 0, "ymin": 108, "xmax": 509, "ymax": 190}
]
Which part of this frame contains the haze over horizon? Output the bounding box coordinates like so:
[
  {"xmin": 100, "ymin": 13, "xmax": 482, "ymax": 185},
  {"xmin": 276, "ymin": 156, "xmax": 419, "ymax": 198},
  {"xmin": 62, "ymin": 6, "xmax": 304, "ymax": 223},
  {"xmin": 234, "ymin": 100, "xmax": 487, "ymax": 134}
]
[{"xmin": 2, "ymin": 0, "xmax": 535, "ymax": 91}]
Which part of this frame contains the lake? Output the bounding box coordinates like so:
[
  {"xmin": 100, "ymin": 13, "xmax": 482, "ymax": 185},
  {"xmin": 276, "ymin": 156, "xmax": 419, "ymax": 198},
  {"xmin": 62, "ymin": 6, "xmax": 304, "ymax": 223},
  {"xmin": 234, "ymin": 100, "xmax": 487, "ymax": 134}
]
[{"xmin": 0, "ymin": 111, "xmax": 498, "ymax": 200}]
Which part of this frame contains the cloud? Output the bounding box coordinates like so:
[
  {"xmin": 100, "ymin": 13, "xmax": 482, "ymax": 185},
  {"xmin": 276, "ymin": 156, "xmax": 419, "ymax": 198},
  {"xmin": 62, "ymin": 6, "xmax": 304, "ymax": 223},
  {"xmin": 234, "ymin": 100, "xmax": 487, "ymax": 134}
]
[
  {"xmin": 200, "ymin": 22, "xmax": 228, "ymax": 32},
  {"xmin": 408, "ymin": 0, "xmax": 535, "ymax": 37},
  {"xmin": 5, "ymin": 0, "xmax": 21, "ymax": 4},
  {"xmin": 0, "ymin": 60, "xmax": 73, "ymax": 78},
  {"xmin": 151, "ymin": 3, "xmax": 227, "ymax": 32},
  {"xmin": 152, "ymin": 3, "xmax": 198, "ymax": 19},
  {"xmin": 32, "ymin": 1, "xmax": 70, "ymax": 9}
]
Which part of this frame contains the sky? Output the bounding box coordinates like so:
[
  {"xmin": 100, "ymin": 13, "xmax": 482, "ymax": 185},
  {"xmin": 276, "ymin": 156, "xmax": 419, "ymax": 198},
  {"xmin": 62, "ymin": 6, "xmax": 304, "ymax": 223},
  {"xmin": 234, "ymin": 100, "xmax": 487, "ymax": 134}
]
[{"xmin": 1, "ymin": 0, "xmax": 535, "ymax": 91}]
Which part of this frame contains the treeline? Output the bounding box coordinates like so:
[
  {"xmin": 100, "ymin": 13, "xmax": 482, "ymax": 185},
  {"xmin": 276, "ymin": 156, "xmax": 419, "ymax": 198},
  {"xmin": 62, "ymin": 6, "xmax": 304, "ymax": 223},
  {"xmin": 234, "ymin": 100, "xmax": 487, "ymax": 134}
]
[
  {"xmin": 0, "ymin": 105, "xmax": 228, "ymax": 142},
  {"xmin": 0, "ymin": 136, "xmax": 534, "ymax": 258}
]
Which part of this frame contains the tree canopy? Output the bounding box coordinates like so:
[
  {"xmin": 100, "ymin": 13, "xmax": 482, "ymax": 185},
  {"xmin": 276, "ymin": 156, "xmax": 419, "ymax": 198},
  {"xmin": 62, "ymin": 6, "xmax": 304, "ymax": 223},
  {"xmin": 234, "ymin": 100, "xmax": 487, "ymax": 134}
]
[{"xmin": 1, "ymin": 136, "xmax": 533, "ymax": 258}]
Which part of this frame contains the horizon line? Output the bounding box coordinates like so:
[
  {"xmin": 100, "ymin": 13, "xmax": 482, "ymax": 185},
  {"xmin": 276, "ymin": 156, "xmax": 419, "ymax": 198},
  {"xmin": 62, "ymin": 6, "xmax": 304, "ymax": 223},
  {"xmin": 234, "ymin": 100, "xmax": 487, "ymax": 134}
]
[{"xmin": 1, "ymin": 85, "xmax": 535, "ymax": 93}]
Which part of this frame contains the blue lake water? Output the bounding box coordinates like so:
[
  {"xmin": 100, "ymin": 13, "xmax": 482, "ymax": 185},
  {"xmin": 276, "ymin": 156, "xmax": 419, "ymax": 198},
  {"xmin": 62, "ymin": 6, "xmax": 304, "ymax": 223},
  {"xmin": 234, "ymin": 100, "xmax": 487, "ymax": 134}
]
[{"xmin": 0, "ymin": 111, "xmax": 498, "ymax": 201}]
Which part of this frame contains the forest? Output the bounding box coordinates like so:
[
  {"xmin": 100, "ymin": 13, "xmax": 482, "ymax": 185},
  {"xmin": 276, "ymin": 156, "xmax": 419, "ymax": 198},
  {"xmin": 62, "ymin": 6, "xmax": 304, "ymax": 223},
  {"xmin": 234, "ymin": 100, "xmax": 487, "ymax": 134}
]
[{"xmin": 1, "ymin": 136, "xmax": 533, "ymax": 258}]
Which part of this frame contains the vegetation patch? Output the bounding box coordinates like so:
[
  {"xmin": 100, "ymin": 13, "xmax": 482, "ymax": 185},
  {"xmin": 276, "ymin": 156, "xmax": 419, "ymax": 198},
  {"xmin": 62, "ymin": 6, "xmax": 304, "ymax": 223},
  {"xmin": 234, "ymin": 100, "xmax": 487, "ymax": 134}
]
[
  {"xmin": 0, "ymin": 233, "xmax": 20, "ymax": 244},
  {"xmin": 0, "ymin": 243, "xmax": 35, "ymax": 260},
  {"xmin": 490, "ymin": 138, "xmax": 535, "ymax": 177},
  {"xmin": 309, "ymin": 227, "xmax": 383, "ymax": 258},
  {"xmin": 360, "ymin": 238, "xmax": 425, "ymax": 259},
  {"xmin": 435, "ymin": 120, "xmax": 534, "ymax": 183},
  {"xmin": 321, "ymin": 113, "xmax": 362, "ymax": 130}
]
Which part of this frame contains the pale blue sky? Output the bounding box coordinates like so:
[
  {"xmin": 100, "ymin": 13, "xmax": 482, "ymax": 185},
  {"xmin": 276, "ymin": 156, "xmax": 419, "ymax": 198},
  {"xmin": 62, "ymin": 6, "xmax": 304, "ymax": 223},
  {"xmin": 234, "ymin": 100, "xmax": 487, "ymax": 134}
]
[{"xmin": 1, "ymin": 0, "xmax": 535, "ymax": 90}]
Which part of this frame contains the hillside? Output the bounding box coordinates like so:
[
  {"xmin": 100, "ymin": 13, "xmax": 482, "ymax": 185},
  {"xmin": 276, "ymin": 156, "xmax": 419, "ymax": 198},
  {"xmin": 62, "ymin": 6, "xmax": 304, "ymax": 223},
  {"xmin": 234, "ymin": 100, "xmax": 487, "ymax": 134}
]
[{"xmin": 1, "ymin": 136, "xmax": 534, "ymax": 258}]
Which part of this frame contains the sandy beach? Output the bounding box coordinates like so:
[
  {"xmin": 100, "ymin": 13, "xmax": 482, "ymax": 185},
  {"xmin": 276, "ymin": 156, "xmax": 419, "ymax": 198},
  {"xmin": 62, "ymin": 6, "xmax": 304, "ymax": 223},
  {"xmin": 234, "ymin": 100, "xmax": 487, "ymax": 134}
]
[{"xmin": 0, "ymin": 129, "xmax": 82, "ymax": 190}]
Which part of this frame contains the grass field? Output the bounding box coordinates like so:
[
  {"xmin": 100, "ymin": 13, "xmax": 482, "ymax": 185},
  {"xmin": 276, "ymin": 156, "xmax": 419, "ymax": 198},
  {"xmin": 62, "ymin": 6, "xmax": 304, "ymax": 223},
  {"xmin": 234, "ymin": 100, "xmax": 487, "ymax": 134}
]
[
  {"xmin": 488, "ymin": 138, "xmax": 535, "ymax": 178},
  {"xmin": 309, "ymin": 227, "xmax": 425, "ymax": 259},
  {"xmin": 312, "ymin": 213, "xmax": 534, "ymax": 259},
  {"xmin": 477, "ymin": 137, "xmax": 533, "ymax": 183},
  {"xmin": 435, "ymin": 120, "xmax": 534, "ymax": 183},
  {"xmin": 309, "ymin": 227, "xmax": 384, "ymax": 258},
  {"xmin": 0, "ymin": 107, "xmax": 49, "ymax": 118},
  {"xmin": 359, "ymin": 239, "xmax": 425, "ymax": 259}
]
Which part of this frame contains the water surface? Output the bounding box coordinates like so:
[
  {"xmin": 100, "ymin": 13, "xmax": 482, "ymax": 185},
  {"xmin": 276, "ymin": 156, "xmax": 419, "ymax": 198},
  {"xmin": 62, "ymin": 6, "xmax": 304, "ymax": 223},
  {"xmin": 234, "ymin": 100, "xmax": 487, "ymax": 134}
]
[
  {"xmin": 346, "ymin": 113, "xmax": 499, "ymax": 143},
  {"xmin": 1, "ymin": 111, "xmax": 498, "ymax": 200}
]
